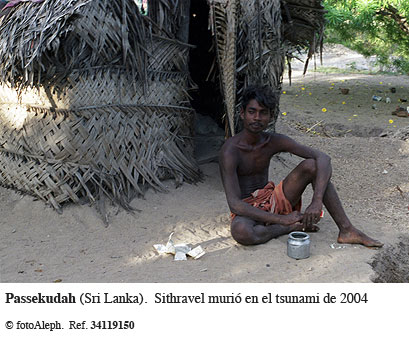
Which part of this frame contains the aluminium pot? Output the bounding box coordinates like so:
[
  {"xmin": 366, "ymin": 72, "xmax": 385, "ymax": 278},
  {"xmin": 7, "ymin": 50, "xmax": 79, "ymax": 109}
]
[{"xmin": 287, "ymin": 232, "xmax": 310, "ymax": 259}]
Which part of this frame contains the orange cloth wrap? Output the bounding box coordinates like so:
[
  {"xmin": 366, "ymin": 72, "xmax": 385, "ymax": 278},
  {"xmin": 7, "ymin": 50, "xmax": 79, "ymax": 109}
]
[{"xmin": 231, "ymin": 181, "xmax": 301, "ymax": 220}]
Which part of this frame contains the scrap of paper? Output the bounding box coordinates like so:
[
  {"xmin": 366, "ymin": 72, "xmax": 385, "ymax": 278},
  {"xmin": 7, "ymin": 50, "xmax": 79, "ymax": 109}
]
[{"xmin": 154, "ymin": 232, "xmax": 205, "ymax": 261}]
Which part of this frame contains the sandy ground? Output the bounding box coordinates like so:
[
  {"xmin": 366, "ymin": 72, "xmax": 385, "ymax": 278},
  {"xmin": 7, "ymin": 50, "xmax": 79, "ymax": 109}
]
[{"xmin": 1, "ymin": 46, "xmax": 409, "ymax": 283}]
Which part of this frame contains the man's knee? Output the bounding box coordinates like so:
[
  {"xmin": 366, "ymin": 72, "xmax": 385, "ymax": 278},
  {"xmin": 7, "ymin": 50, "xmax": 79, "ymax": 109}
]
[
  {"xmin": 299, "ymin": 159, "xmax": 317, "ymax": 178},
  {"xmin": 231, "ymin": 220, "xmax": 258, "ymax": 245}
]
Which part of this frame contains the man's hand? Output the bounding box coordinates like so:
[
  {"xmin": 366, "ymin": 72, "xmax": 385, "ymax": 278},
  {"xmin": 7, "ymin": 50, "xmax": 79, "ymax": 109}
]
[
  {"xmin": 302, "ymin": 202, "xmax": 323, "ymax": 230},
  {"xmin": 280, "ymin": 211, "xmax": 304, "ymax": 226}
]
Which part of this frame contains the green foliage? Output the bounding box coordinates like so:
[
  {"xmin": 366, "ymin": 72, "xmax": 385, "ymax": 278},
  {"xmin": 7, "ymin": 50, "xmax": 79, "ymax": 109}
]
[{"xmin": 323, "ymin": 0, "xmax": 409, "ymax": 73}]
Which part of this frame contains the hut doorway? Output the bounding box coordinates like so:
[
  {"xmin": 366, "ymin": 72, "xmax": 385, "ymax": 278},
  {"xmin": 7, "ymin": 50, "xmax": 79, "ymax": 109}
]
[
  {"xmin": 188, "ymin": 0, "xmax": 225, "ymax": 163},
  {"xmin": 188, "ymin": 0, "xmax": 223, "ymax": 122}
]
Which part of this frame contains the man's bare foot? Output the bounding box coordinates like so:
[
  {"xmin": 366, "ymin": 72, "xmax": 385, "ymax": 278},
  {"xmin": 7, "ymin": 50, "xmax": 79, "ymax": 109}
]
[
  {"xmin": 303, "ymin": 225, "xmax": 320, "ymax": 233},
  {"xmin": 290, "ymin": 223, "xmax": 319, "ymax": 233},
  {"xmin": 290, "ymin": 222, "xmax": 304, "ymax": 232},
  {"xmin": 337, "ymin": 226, "xmax": 383, "ymax": 248}
]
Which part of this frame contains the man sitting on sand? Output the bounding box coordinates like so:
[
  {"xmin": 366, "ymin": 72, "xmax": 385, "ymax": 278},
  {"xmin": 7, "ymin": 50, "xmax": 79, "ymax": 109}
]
[{"xmin": 219, "ymin": 85, "xmax": 383, "ymax": 247}]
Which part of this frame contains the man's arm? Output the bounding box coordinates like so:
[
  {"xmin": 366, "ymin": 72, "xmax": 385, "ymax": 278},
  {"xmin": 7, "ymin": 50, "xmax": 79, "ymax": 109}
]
[
  {"xmin": 219, "ymin": 143, "xmax": 303, "ymax": 226},
  {"xmin": 274, "ymin": 134, "xmax": 332, "ymax": 228}
]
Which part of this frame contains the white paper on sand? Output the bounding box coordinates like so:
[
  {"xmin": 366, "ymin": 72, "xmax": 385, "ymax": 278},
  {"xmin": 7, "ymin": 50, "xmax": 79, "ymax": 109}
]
[
  {"xmin": 153, "ymin": 232, "xmax": 205, "ymax": 261},
  {"xmin": 187, "ymin": 245, "xmax": 206, "ymax": 259}
]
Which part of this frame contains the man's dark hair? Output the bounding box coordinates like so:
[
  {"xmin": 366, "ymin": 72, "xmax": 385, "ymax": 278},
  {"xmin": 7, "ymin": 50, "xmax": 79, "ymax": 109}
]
[{"xmin": 241, "ymin": 85, "xmax": 277, "ymax": 111}]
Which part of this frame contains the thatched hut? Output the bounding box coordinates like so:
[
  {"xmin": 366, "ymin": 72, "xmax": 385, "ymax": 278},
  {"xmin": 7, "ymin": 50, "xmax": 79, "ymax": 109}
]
[{"xmin": 0, "ymin": 0, "xmax": 325, "ymax": 220}]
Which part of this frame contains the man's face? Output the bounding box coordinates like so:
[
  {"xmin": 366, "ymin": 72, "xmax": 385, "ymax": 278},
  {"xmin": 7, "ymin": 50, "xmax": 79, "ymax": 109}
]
[{"xmin": 241, "ymin": 99, "xmax": 271, "ymax": 134}]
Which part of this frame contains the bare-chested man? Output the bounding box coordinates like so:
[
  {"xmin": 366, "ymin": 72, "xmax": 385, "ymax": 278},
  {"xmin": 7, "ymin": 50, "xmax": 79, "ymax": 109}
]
[{"xmin": 219, "ymin": 85, "xmax": 383, "ymax": 247}]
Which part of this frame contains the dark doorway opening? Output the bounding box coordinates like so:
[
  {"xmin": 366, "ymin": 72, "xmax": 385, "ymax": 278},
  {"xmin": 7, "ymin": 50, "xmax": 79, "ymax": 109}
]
[{"xmin": 188, "ymin": 0, "xmax": 224, "ymax": 128}]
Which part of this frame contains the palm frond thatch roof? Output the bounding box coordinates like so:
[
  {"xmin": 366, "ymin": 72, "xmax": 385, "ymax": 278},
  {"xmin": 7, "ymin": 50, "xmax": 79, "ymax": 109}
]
[
  {"xmin": 282, "ymin": 0, "xmax": 326, "ymax": 71},
  {"xmin": 0, "ymin": 0, "xmax": 152, "ymax": 90}
]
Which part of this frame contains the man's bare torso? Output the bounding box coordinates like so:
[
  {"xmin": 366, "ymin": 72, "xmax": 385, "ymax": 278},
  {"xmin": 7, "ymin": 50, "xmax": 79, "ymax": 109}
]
[{"xmin": 224, "ymin": 132, "xmax": 280, "ymax": 198}]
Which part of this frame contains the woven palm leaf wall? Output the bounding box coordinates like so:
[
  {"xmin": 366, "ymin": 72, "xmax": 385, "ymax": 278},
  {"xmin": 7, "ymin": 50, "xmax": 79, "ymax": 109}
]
[{"xmin": 0, "ymin": 0, "xmax": 200, "ymax": 220}]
